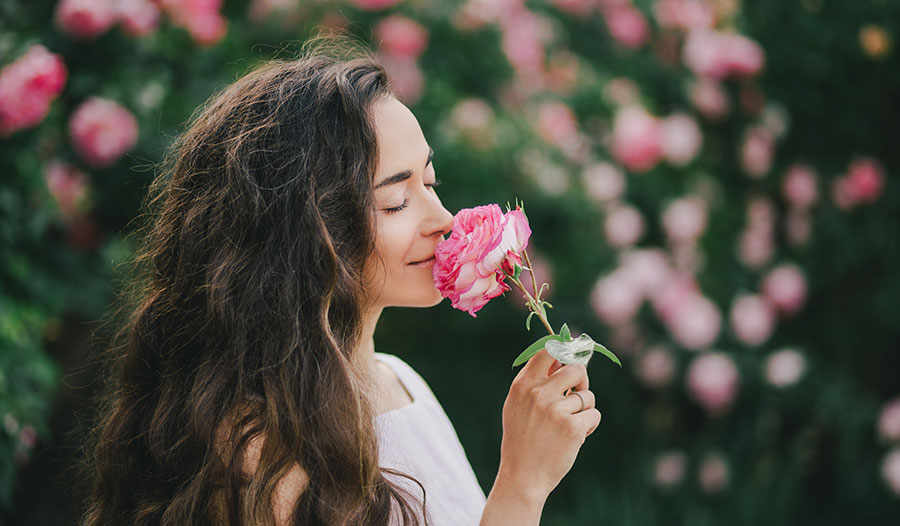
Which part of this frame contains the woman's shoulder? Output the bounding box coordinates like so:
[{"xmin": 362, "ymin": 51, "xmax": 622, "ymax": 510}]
[{"xmin": 373, "ymin": 352, "xmax": 438, "ymax": 401}]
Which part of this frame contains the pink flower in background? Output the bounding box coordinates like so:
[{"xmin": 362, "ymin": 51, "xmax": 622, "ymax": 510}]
[
  {"xmin": 687, "ymin": 352, "xmax": 739, "ymax": 415},
  {"xmin": 44, "ymin": 161, "xmax": 89, "ymax": 218},
  {"xmin": 653, "ymin": 451, "xmax": 687, "ymax": 489},
  {"xmin": 603, "ymin": 77, "xmax": 640, "ymax": 106},
  {"xmin": 611, "ymin": 104, "xmax": 663, "ymax": 173},
  {"xmin": 449, "ymin": 97, "xmax": 495, "ymax": 147},
  {"xmin": 654, "ymin": 0, "xmax": 716, "ymax": 31},
  {"xmin": 604, "ymin": 203, "xmax": 646, "ymax": 248},
  {"xmin": 660, "ymin": 112, "xmax": 703, "ymax": 166},
  {"xmin": 683, "ymin": 30, "xmax": 765, "ymax": 79},
  {"xmin": 591, "ymin": 269, "xmax": 644, "ymax": 326},
  {"xmin": 544, "ymin": 51, "xmax": 580, "ymax": 95},
  {"xmin": 662, "ymin": 195, "xmax": 708, "ymax": 243},
  {"xmin": 882, "ymin": 448, "xmax": 900, "ymax": 497},
  {"xmin": 764, "ymin": 347, "xmax": 806, "ymax": 388},
  {"xmin": 737, "ymin": 228, "xmax": 774, "ymax": 269},
  {"xmin": 650, "ymin": 272, "xmax": 699, "ymax": 325},
  {"xmin": 619, "ymin": 248, "xmax": 674, "ymax": 295},
  {"xmin": 635, "ymin": 345, "xmax": 676, "ymax": 388},
  {"xmin": 433, "ymin": 204, "xmax": 531, "ymax": 317},
  {"xmin": 729, "ymin": 293, "xmax": 775, "ymax": 347},
  {"xmin": 500, "ymin": 9, "xmax": 549, "ymax": 77},
  {"xmin": 0, "ymin": 45, "xmax": 67, "ymax": 137},
  {"xmin": 69, "ymin": 97, "xmax": 139, "ymax": 167},
  {"xmin": 785, "ymin": 209, "xmax": 812, "ymax": 246},
  {"xmin": 376, "ymin": 16, "xmax": 429, "ymax": 60},
  {"xmin": 55, "ymin": 0, "xmax": 118, "ymax": 39},
  {"xmin": 535, "ymin": 101, "xmax": 580, "ymax": 150},
  {"xmin": 117, "ymin": 0, "xmax": 161, "ymax": 37},
  {"xmin": 833, "ymin": 157, "xmax": 886, "ymax": 209},
  {"xmin": 379, "ymin": 54, "xmax": 424, "ymax": 104},
  {"xmin": 603, "ymin": 5, "xmax": 649, "ymax": 49},
  {"xmin": 689, "ymin": 78, "xmax": 730, "ymax": 120},
  {"xmin": 878, "ymin": 398, "xmax": 900, "ymax": 443},
  {"xmin": 668, "ymin": 293, "xmax": 721, "ymax": 350},
  {"xmin": 19, "ymin": 425, "xmax": 37, "ymax": 449},
  {"xmin": 159, "ymin": 0, "xmax": 228, "ymax": 46},
  {"xmin": 782, "ymin": 163, "xmax": 819, "ymax": 209},
  {"xmin": 697, "ymin": 452, "xmax": 729, "ymax": 495},
  {"xmin": 349, "ymin": 0, "xmax": 403, "ymax": 10},
  {"xmin": 740, "ymin": 125, "xmax": 775, "ymax": 177},
  {"xmin": 581, "ymin": 162, "xmax": 626, "ymax": 203},
  {"xmin": 761, "ymin": 263, "xmax": 807, "ymax": 315}
]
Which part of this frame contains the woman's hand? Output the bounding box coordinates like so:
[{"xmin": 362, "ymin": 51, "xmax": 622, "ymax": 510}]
[{"xmin": 495, "ymin": 348, "xmax": 602, "ymax": 503}]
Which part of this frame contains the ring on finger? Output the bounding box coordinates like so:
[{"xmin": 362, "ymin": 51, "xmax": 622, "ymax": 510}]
[{"xmin": 571, "ymin": 390, "xmax": 586, "ymax": 412}]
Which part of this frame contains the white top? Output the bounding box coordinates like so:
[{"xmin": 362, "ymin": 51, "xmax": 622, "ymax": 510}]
[{"xmin": 373, "ymin": 352, "xmax": 487, "ymax": 526}]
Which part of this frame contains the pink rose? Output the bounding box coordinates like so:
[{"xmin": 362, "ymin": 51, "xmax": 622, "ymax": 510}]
[
  {"xmin": 611, "ymin": 104, "xmax": 663, "ymax": 173},
  {"xmin": 591, "ymin": 269, "xmax": 644, "ymax": 326},
  {"xmin": 0, "ymin": 45, "xmax": 68, "ymax": 137},
  {"xmin": 740, "ymin": 125, "xmax": 775, "ymax": 177},
  {"xmin": 660, "ymin": 112, "xmax": 703, "ymax": 166},
  {"xmin": 882, "ymin": 448, "xmax": 900, "ymax": 497},
  {"xmin": 378, "ymin": 54, "xmax": 424, "ymax": 105},
  {"xmin": 687, "ymin": 352, "xmax": 739, "ymax": 415},
  {"xmin": 761, "ymin": 263, "xmax": 807, "ymax": 315},
  {"xmin": 635, "ymin": 345, "xmax": 676, "ymax": 389},
  {"xmin": 653, "ymin": 451, "xmax": 687, "ymax": 489},
  {"xmin": 662, "ymin": 195, "xmax": 707, "ymax": 243},
  {"xmin": 764, "ymin": 348, "xmax": 806, "ymax": 388},
  {"xmin": 668, "ymin": 293, "xmax": 721, "ymax": 350},
  {"xmin": 688, "ymin": 78, "xmax": 730, "ymax": 120},
  {"xmin": 375, "ymin": 15, "xmax": 429, "ymax": 60},
  {"xmin": 158, "ymin": 0, "xmax": 228, "ymax": 46},
  {"xmin": 55, "ymin": 0, "xmax": 117, "ymax": 39},
  {"xmin": 69, "ymin": 97, "xmax": 139, "ymax": 167},
  {"xmin": 603, "ymin": 5, "xmax": 649, "ymax": 50},
  {"xmin": 879, "ymin": 398, "xmax": 900, "ymax": 443},
  {"xmin": 581, "ymin": 162, "xmax": 626, "ymax": 203},
  {"xmin": 433, "ymin": 205, "xmax": 532, "ymax": 317},
  {"xmin": 118, "ymin": 0, "xmax": 161, "ymax": 37},
  {"xmin": 604, "ymin": 203, "xmax": 645, "ymax": 248},
  {"xmin": 683, "ymin": 30, "xmax": 765, "ymax": 79},
  {"xmin": 782, "ymin": 163, "xmax": 819, "ymax": 209},
  {"xmin": 729, "ymin": 293, "xmax": 775, "ymax": 347},
  {"xmin": 654, "ymin": 0, "xmax": 716, "ymax": 31},
  {"xmin": 44, "ymin": 161, "xmax": 90, "ymax": 218},
  {"xmin": 500, "ymin": 10, "xmax": 549, "ymax": 76},
  {"xmin": 697, "ymin": 452, "xmax": 729, "ymax": 495},
  {"xmin": 840, "ymin": 157, "xmax": 886, "ymax": 206},
  {"xmin": 534, "ymin": 100, "xmax": 579, "ymax": 150}
]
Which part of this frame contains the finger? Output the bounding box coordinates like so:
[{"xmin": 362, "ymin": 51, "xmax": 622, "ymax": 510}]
[
  {"xmin": 557, "ymin": 389, "xmax": 595, "ymax": 414},
  {"xmin": 546, "ymin": 363, "xmax": 589, "ymax": 394},
  {"xmin": 576, "ymin": 408, "xmax": 602, "ymax": 437},
  {"xmin": 523, "ymin": 348, "xmax": 559, "ymax": 379}
]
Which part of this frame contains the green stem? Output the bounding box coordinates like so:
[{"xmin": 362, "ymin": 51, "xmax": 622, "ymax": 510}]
[
  {"xmin": 522, "ymin": 249, "xmax": 540, "ymax": 301},
  {"xmin": 508, "ymin": 276, "xmax": 555, "ymax": 336}
]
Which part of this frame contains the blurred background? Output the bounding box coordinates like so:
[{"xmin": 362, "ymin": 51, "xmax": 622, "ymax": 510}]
[{"xmin": 1, "ymin": 0, "xmax": 899, "ymax": 524}]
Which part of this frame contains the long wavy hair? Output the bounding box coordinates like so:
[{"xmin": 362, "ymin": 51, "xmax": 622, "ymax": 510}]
[{"xmin": 78, "ymin": 34, "xmax": 428, "ymax": 526}]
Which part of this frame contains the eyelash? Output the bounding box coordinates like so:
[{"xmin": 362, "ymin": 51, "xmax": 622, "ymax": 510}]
[{"xmin": 383, "ymin": 179, "xmax": 442, "ymax": 213}]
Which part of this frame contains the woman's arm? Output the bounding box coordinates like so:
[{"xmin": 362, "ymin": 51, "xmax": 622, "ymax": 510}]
[{"xmin": 480, "ymin": 348, "xmax": 603, "ymax": 525}]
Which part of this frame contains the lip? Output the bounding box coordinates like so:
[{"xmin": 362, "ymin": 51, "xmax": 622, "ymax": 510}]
[{"xmin": 409, "ymin": 256, "xmax": 436, "ymax": 266}]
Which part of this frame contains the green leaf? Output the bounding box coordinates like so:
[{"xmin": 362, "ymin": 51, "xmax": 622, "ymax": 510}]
[
  {"xmin": 593, "ymin": 342, "xmax": 622, "ymax": 367},
  {"xmin": 513, "ymin": 263, "xmax": 522, "ymax": 280},
  {"xmin": 560, "ymin": 323, "xmax": 571, "ymax": 341},
  {"xmin": 525, "ymin": 311, "xmax": 536, "ymax": 331},
  {"xmin": 543, "ymin": 301, "xmax": 554, "ymax": 309},
  {"xmin": 512, "ymin": 334, "xmax": 564, "ymax": 368}
]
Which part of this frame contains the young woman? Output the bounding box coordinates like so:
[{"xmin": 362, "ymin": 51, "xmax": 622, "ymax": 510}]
[{"xmin": 81, "ymin": 35, "xmax": 601, "ymax": 526}]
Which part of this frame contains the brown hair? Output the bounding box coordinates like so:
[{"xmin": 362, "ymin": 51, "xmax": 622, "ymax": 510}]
[{"xmin": 78, "ymin": 33, "xmax": 428, "ymax": 526}]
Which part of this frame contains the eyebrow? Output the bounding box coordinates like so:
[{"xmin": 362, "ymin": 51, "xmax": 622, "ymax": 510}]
[{"xmin": 374, "ymin": 146, "xmax": 434, "ymax": 189}]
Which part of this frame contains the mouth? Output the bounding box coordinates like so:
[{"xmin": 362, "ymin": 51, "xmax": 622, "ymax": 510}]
[{"xmin": 409, "ymin": 256, "xmax": 436, "ymax": 266}]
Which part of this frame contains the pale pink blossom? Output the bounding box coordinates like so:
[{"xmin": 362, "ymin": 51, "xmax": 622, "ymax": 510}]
[
  {"xmin": 650, "ymin": 272, "xmax": 699, "ymax": 325},
  {"xmin": 687, "ymin": 352, "xmax": 739, "ymax": 414},
  {"xmin": 636, "ymin": 345, "xmax": 676, "ymax": 388},
  {"xmin": 782, "ymin": 163, "xmax": 819, "ymax": 209},
  {"xmin": 454, "ymin": 0, "xmax": 525, "ymax": 30},
  {"xmin": 737, "ymin": 229, "xmax": 774, "ymax": 269},
  {"xmin": 500, "ymin": 10, "xmax": 550, "ymax": 76},
  {"xmin": 0, "ymin": 45, "xmax": 67, "ymax": 137},
  {"xmin": 44, "ymin": 161, "xmax": 89, "ymax": 218},
  {"xmin": 603, "ymin": 77, "xmax": 640, "ymax": 106},
  {"xmin": 619, "ymin": 248, "xmax": 674, "ymax": 295},
  {"xmin": 740, "ymin": 125, "xmax": 775, "ymax": 177},
  {"xmin": 698, "ymin": 452, "xmax": 729, "ymax": 495},
  {"xmin": 730, "ymin": 293, "xmax": 775, "ymax": 347},
  {"xmin": 785, "ymin": 209, "xmax": 812, "ymax": 247},
  {"xmin": 662, "ymin": 195, "xmax": 708, "ymax": 243},
  {"xmin": 449, "ymin": 98, "xmax": 495, "ymax": 147},
  {"xmin": 668, "ymin": 293, "xmax": 721, "ymax": 350},
  {"xmin": 376, "ymin": 15, "xmax": 429, "ymax": 60},
  {"xmin": 433, "ymin": 205, "xmax": 531, "ymax": 317},
  {"xmin": 654, "ymin": 0, "xmax": 716, "ymax": 31},
  {"xmin": 611, "ymin": 104, "xmax": 663, "ymax": 173},
  {"xmin": 117, "ymin": 0, "xmax": 161, "ymax": 37},
  {"xmin": 881, "ymin": 447, "xmax": 900, "ymax": 497},
  {"xmin": 683, "ymin": 29, "xmax": 765, "ymax": 79},
  {"xmin": 55, "ymin": 0, "xmax": 117, "ymax": 39},
  {"xmin": 159, "ymin": 0, "xmax": 228, "ymax": 46},
  {"xmin": 604, "ymin": 203, "xmax": 645, "ymax": 248},
  {"xmin": 591, "ymin": 269, "xmax": 644, "ymax": 326},
  {"xmin": 534, "ymin": 101, "xmax": 579, "ymax": 150},
  {"xmin": 878, "ymin": 398, "xmax": 900, "ymax": 443},
  {"xmin": 654, "ymin": 451, "xmax": 687, "ymax": 488},
  {"xmin": 833, "ymin": 157, "xmax": 886, "ymax": 208},
  {"xmin": 603, "ymin": 5, "xmax": 649, "ymax": 49},
  {"xmin": 764, "ymin": 347, "xmax": 806, "ymax": 388},
  {"xmin": 69, "ymin": 97, "xmax": 139, "ymax": 167},
  {"xmin": 689, "ymin": 78, "xmax": 730, "ymax": 120},
  {"xmin": 761, "ymin": 104, "xmax": 790, "ymax": 139},
  {"xmin": 581, "ymin": 162, "xmax": 626, "ymax": 203},
  {"xmin": 661, "ymin": 112, "xmax": 703, "ymax": 166},
  {"xmin": 761, "ymin": 263, "xmax": 807, "ymax": 315},
  {"xmin": 349, "ymin": 0, "xmax": 403, "ymax": 10},
  {"xmin": 379, "ymin": 54, "xmax": 424, "ymax": 105}
]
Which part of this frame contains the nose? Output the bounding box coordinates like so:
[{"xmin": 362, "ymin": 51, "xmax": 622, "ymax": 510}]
[{"xmin": 427, "ymin": 200, "xmax": 454, "ymax": 239}]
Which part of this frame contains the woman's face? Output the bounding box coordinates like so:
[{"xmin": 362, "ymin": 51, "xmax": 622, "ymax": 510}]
[{"xmin": 363, "ymin": 96, "xmax": 454, "ymax": 310}]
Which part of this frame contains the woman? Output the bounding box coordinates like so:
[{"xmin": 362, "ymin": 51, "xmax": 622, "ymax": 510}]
[{"xmin": 80, "ymin": 34, "xmax": 601, "ymax": 526}]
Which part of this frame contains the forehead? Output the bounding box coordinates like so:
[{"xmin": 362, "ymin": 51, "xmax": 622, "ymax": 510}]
[{"xmin": 371, "ymin": 96, "xmax": 427, "ymax": 176}]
